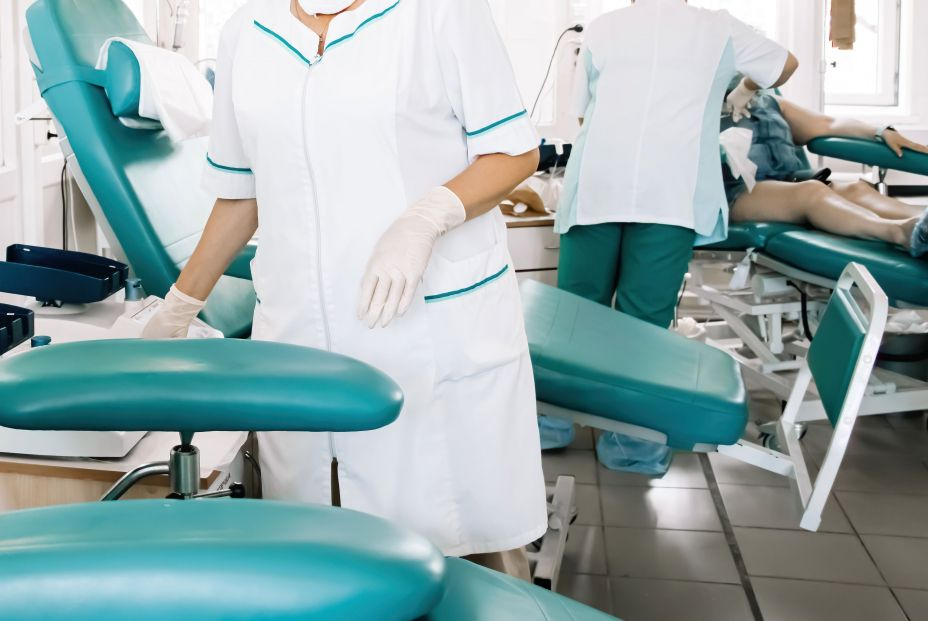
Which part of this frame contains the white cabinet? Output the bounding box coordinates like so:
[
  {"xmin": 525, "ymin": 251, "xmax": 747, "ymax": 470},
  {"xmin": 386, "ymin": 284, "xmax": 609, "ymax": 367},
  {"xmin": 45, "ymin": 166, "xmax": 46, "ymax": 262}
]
[{"xmin": 506, "ymin": 217, "xmax": 559, "ymax": 284}]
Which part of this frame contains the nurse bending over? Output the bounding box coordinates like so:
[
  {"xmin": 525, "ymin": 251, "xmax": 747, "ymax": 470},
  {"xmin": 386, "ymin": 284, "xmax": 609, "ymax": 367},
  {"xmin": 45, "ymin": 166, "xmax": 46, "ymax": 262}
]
[{"xmin": 143, "ymin": 0, "xmax": 547, "ymax": 578}]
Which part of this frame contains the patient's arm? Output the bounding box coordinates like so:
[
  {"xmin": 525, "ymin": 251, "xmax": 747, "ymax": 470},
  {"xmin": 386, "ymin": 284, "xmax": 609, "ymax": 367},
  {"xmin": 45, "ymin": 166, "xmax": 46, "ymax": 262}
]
[
  {"xmin": 176, "ymin": 198, "xmax": 258, "ymax": 300},
  {"xmin": 777, "ymin": 97, "xmax": 928, "ymax": 156}
]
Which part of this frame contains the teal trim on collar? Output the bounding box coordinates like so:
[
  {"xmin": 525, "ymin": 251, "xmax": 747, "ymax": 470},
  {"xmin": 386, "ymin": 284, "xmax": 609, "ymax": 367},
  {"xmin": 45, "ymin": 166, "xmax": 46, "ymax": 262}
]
[
  {"xmin": 424, "ymin": 265, "xmax": 509, "ymax": 303},
  {"xmin": 207, "ymin": 154, "xmax": 253, "ymax": 175},
  {"xmin": 466, "ymin": 111, "xmax": 528, "ymax": 138},
  {"xmin": 326, "ymin": 0, "xmax": 401, "ymax": 51},
  {"xmin": 254, "ymin": 20, "xmax": 314, "ymax": 66}
]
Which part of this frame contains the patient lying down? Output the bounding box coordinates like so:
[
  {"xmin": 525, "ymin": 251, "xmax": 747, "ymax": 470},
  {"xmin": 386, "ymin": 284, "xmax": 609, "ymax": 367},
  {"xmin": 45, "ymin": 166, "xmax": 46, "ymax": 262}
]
[{"xmin": 722, "ymin": 87, "xmax": 928, "ymax": 257}]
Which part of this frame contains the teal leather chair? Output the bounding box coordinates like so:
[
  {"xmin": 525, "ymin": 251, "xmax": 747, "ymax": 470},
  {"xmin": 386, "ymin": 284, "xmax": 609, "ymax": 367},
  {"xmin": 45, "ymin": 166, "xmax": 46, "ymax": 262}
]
[
  {"xmin": 0, "ymin": 339, "xmax": 618, "ymax": 620},
  {"xmin": 26, "ymin": 0, "xmax": 255, "ymax": 337}
]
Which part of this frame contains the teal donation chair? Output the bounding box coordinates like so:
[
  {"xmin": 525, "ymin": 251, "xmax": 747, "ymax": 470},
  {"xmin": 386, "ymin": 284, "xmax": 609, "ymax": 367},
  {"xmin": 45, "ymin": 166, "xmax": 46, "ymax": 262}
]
[{"xmin": 0, "ymin": 338, "xmax": 617, "ymax": 620}]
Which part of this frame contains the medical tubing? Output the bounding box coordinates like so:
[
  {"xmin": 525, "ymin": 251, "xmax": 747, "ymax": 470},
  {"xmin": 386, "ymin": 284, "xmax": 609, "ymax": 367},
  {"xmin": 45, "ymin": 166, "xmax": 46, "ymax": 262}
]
[
  {"xmin": 530, "ymin": 25, "xmax": 584, "ymax": 120},
  {"xmin": 788, "ymin": 281, "xmax": 814, "ymax": 342}
]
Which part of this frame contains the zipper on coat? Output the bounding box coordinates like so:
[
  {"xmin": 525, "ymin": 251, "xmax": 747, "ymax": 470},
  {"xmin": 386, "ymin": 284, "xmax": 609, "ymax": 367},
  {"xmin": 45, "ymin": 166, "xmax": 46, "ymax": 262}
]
[{"xmin": 300, "ymin": 69, "xmax": 339, "ymax": 470}]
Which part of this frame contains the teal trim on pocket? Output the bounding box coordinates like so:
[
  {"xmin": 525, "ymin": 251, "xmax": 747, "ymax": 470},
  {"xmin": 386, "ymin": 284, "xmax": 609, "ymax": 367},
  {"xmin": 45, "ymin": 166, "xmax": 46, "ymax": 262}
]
[
  {"xmin": 425, "ymin": 265, "xmax": 509, "ymax": 304},
  {"xmin": 466, "ymin": 111, "xmax": 528, "ymax": 138},
  {"xmin": 206, "ymin": 154, "xmax": 253, "ymax": 175},
  {"xmin": 325, "ymin": 0, "xmax": 401, "ymax": 52},
  {"xmin": 254, "ymin": 20, "xmax": 313, "ymax": 66}
]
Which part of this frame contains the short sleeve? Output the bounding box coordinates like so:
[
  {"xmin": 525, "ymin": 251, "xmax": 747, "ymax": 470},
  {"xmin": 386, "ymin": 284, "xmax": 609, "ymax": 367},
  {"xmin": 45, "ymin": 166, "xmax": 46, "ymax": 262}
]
[
  {"xmin": 727, "ymin": 13, "xmax": 789, "ymax": 90},
  {"xmin": 433, "ymin": 0, "xmax": 539, "ymax": 160},
  {"xmin": 570, "ymin": 44, "xmax": 594, "ymax": 119},
  {"xmin": 202, "ymin": 17, "xmax": 256, "ymax": 200}
]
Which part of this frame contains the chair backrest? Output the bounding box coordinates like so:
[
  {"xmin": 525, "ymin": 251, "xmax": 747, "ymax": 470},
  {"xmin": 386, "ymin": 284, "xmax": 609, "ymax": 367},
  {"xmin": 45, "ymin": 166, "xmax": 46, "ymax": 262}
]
[
  {"xmin": 806, "ymin": 264, "xmax": 886, "ymax": 427},
  {"xmin": 25, "ymin": 0, "xmax": 255, "ymax": 337}
]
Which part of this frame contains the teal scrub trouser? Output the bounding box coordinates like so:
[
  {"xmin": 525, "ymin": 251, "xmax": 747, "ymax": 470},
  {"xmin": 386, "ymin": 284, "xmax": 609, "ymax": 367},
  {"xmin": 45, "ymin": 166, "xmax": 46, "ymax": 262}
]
[{"xmin": 557, "ymin": 222, "xmax": 696, "ymax": 328}]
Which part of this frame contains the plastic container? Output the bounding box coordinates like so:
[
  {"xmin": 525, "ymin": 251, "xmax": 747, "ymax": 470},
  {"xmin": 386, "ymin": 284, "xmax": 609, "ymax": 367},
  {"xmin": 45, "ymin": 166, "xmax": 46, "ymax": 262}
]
[
  {"xmin": 0, "ymin": 304, "xmax": 34, "ymax": 356},
  {"xmin": 0, "ymin": 245, "xmax": 129, "ymax": 304}
]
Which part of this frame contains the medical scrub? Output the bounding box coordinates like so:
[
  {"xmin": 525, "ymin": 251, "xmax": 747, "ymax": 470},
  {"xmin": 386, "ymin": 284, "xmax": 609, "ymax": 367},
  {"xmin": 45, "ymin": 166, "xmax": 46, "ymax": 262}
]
[
  {"xmin": 557, "ymin": 0, "xmax": 789, "ymax": 327},
  {"xmin": 722, "ymin": 92, "xmax": 810, "ymax": 207},
  {"xmin": 202, "ymin": 0, "xmax": 547, "ymax": 557}
]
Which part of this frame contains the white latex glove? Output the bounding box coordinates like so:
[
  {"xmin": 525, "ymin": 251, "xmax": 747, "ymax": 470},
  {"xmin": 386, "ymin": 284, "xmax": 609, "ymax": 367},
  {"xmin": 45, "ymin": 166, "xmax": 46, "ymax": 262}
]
[
  {"xmin": 724, "ymin": 79, "xmax": 759, "ymax": 123},
  {"xmin": 141, "ymin": 284, "xmax": 206, "ymax": 339},
  {"xmin": 358, "ymin": 186, "xmax": 466, "ymax": 328}
]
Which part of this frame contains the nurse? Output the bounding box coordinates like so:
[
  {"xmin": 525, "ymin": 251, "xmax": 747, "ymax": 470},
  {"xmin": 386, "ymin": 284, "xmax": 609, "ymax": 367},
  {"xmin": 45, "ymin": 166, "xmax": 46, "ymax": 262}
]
[
  {"xmin": 555, "ymin": 0, "xmax": 798, "ymax": 469},
  {"xmin": 144, "ymin": 0, "xmax": 547, "ymax": 576}
]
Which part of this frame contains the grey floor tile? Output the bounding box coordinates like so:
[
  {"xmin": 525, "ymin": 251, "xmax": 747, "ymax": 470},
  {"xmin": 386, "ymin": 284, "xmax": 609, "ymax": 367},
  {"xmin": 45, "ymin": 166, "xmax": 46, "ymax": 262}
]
[
  {"xmin": 575, "ymin": 484, "xmax": 603, "ymax": 526},
  {"xmin": 752, "ymin": 577, "xmax": 907, "ymax": 621},
  {"xmin": 803, "ymin": 422, "xmax": 928, "ymax": 460},
  {"xmin": 820, "ymin": 453, "xmax": 928, "ymax": 495},
  {"xmin": 604, "ymin": 527, "xmax": 739, "ymax": 583},
  {"xmin": 542, "ymin": 449, "xmax": 598, "ymax": 485},
  {"xmin": 598, "ymin": 452, "xmax": 708, "ymax": 488},
  {"xmin": 894, "ymin": 588, "xmax": 928, "ymax": 621},
  {"xmin": 862, "ymin": 536, "xmax": 928, "ymax": 590},
  {"xmin": 708, "ymin": 452, "xmax": 790, "ymax": 487},
  {"xmin": 734, "ymin": 527, "xmax": 884, "ymax": 585},
  {"xmin": 600, "ymin": 486, "xmax": 721, "ymax": 531},
  {"xmin": 838, "ymin": 490, "xmax": 928, "ymax": 537},
  {"xmin": 562, "ymin": 525, "xmax": 608, "ymax": 575},
  {"xmin": 609, "ymin": 578, "xmax": 752, "ymax": 621},
  {"xmin": 885, "ymin": 412, "xmax": 928, "ymax": 434},
  {"xmin": 557, "ymin": 573, "xmax": 612, "ymax": 614},
  {"xmin": 570, "ymin": 426, "xmax": 595, "ymax": 450},
  {"xmin": 719, "ymin": 484, "xmax": 852, "ymax": 533}
]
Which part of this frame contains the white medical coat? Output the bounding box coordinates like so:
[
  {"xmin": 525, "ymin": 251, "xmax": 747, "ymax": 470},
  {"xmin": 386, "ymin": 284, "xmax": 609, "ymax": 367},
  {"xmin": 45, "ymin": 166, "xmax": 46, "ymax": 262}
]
[
  {"xmin": 556, "ymin": 0, "xmax": 788, "ymax": 245},
  {"xmin": 202, "ymin": 0, "xmax": 547, "ymax": 556}
]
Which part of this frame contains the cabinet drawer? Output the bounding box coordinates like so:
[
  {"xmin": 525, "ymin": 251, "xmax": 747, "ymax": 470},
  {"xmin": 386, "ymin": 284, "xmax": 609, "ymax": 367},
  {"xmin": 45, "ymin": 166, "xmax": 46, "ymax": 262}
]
[{"xmin": 507, "ymin": 225, "xmax": 560, "ymax": 271}]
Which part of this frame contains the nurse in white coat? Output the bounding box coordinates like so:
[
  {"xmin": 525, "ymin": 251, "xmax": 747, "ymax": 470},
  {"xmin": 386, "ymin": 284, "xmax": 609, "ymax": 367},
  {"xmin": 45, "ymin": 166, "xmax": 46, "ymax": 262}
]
[{"xmin": 144, "ymin": 0, "xmax": 547, "ymax": 575}]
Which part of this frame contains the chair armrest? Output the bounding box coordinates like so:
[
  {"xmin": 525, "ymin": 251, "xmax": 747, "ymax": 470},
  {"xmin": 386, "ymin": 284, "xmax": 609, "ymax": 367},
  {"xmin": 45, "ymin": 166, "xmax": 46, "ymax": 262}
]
[
  {"xmin": 807, "ymin": 136, "xmax": 928, "ymax": 176},
  {"xmin": 0, "ymin": 339, "xmax": 403, "ymax": 434},
  {"xmin": 224, "ymin": 243, "xmax": 256, "ymax": 280}
]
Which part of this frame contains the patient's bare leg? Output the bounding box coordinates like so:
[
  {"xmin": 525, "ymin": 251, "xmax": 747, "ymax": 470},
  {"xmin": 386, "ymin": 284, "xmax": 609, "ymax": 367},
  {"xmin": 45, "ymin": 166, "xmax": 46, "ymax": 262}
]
[
  {"xmin": 731, "ymin": 180, "xmax": 916, "ymax": 247},
  {"xmin": 831, "ymin": 180, "xmax": 925, "ymax": 219}
]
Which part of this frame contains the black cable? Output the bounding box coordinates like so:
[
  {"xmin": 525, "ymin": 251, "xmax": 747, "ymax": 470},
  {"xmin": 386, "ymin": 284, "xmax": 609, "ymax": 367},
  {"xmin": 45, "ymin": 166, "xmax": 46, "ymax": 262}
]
[
  {"xmin": 788, "ymin": 281, "xmax": 814, "ymax": 342},
  {"xmin": 60, "ymin": 160, "xmax": 69, "ymax": 251},
  {"xmin": 530, "ymin": 25, "xmax": 584, "ymax": 121}
]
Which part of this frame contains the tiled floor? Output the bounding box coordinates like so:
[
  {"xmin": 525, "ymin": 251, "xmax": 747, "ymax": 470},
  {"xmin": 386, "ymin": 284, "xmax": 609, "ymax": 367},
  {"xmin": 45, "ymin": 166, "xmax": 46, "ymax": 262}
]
[{"xmin": 548, "ymin": 391, "xmax": 928, "ymax": 620}]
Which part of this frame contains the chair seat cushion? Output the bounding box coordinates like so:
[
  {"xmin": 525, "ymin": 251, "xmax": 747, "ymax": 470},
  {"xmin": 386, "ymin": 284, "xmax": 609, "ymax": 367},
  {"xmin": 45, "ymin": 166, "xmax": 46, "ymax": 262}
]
[
  {"xmin": 808, "ymin": 136, "xmax": 928, "ymax": 176},
  {"xmin": 764, "ymin": 231, "xmax": 928, "ymax": 305},
  {"xmin": 698, "ymin": 222, "xmax": 804, "ymax": 251},
  {"xmin": 0, "ymin": 499, "xmax": 444, "ymax": 621},
  {"xmin": 0, "ymin": 339, "xmax": 403, "ymax": 434},
  {"xmin": 521, "ymin": 281, "xmax": 748, "ymax": 449},
  {"xmin": 427, "ymin": 558, "xmax": 619, "ymax": 620}
]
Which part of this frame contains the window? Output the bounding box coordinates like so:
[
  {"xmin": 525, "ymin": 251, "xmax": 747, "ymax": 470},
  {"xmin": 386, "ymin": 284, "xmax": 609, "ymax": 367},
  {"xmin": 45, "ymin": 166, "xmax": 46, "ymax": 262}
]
[
  {"xmin": 824, "ymin": 0, "xmax": 901, "ymax": 107},
  {"xmin": 199, "ymin": 0, "xmax": 250, "ymax": 61}
]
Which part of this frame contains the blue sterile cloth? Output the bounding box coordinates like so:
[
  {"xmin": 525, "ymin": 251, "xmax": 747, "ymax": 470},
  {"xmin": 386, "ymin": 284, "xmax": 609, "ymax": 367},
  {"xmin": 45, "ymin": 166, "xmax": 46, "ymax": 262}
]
[
  {"xmin": 596, "ymin": 432, "xmax": 673, "ymax": 476},
  {"xmin": 538, "ymin": 415, "xmax": 576, "ymax": 450}
]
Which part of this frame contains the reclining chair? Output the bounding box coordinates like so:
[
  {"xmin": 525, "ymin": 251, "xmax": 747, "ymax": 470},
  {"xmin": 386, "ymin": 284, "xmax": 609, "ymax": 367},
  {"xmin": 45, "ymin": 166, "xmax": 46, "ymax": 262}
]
[
  {"xmin": 520, "ymin": 260, "xmax": 888, "ymax": 532},
  {"xmin": 694, "ymin": 135, "xmax": 928, "ymax": 420},
  {"xmin": 0, "ymin": 338, "xmax": 616, "ymax": 620}
]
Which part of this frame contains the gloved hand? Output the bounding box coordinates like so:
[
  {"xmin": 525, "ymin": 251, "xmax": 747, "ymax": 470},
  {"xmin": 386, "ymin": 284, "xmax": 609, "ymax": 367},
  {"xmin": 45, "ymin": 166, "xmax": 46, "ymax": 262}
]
[
  {"xmin": 358, "ymin": 186, "xmax": 466, "ymax": 328},
  {"xmin": 141, "ymin": 284, "xmax": 206, "ymax": 339},
  {"xmin": 724, "ymin": 79, "xmax": 759, "ymax": 123}
]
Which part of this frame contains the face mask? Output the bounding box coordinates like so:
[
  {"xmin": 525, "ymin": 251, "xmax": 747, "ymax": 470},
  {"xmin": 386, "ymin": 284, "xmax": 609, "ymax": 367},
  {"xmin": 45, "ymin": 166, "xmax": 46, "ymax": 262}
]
[{"xmin": 297, "ymin": 0, "xmax": 355, "ymax": 15}]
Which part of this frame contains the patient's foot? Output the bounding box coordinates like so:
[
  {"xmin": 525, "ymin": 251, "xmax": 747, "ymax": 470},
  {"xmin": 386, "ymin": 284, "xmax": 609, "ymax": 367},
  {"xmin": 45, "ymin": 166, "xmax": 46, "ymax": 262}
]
[{"xmin": 909, "ymin": 208, "xmax": 928, "ymax": 257}]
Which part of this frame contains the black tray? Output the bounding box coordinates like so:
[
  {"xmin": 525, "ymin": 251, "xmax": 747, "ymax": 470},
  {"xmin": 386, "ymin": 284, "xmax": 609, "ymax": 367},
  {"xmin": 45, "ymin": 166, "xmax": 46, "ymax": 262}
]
[
  {"xmin": 0, "ymin": 304, "xmax": 34, "ymax": 356},
  {"xmin": 0, "ymin": 245, "xmax": 129, "ymax": 304}
]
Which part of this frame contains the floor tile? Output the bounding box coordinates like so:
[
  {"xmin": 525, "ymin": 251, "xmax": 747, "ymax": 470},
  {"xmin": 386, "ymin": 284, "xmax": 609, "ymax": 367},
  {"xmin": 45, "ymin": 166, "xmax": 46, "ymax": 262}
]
[
  {"xmin": 562, "ymin": 525, "xmax": 608, "ymax": 575},
  {"xmin": 803, "ymin": 422, "xmax": 928, "ymax": 460},
  {"xmin": 542, "ymin": 449, "xmax": 598, "ymax": 485},
  {"xmin": 604, "ymin": 527, "xmax": 739, "ymax": 583},
  {"xmin": 609, "ymin": 578, "xmax": 752, "ymax": 621},
  {"xmin": 708, "ymin": 452, "xmax": 789, "ymax": 487},
  {"xmin": 838, "ymin": 490, "xmax": 928, "ymax": 537},
  {"xmin": 734, "ymin": 527, "xmax": 884, "ymax": 585},
  {"xmin": 575, "ymin": 484, "xmax": 603, "ymax": 526},
  {"xmin": 752, "ymin": 577, "xmax": 907, "ymax": 621},
  {"xmin": 885, "ymin": 412, "xmax": 928, "ymax": 434},
  {"xmin": 557, "ymin": 573, "xmax": 612, "ymax": 614},
  {"xmin": 825, "ymin": 454, "xmax": 928, "ymax": 495},
  {"xmin": 719, "ymin": 484, "xmax": 852, "ymax": 533},
  {"xmin": 600, "ymin": 486, "xmax": 721, "ymax": 531},
  {"xmin": 862, "ymin": 536, "xmax": 928, "ymax": 590},
  {"xmin": 894, "ymin": 588, "xmax": 928, "ymax": 621},
  {"xmin": 598, "ymin": 452, "xmax": 708, "ymax": 488}
]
